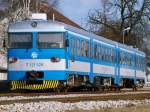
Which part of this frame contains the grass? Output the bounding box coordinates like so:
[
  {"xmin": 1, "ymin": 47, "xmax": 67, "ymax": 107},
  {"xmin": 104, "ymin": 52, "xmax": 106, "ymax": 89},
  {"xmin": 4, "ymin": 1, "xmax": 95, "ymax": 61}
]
[{"xmin": 66, "ymin": 105, "xmax": 150, "ymax": 112}]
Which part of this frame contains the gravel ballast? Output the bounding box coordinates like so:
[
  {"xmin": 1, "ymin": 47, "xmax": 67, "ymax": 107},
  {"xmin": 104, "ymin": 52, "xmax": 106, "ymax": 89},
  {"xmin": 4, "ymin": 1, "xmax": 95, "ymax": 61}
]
[
  {"xmin": 0, "ymin": 92, "xmax": 150, "ymax": 112},
  {"xmin": 0, "ymin": 99, "xmax": 150, "ymax": 112}
]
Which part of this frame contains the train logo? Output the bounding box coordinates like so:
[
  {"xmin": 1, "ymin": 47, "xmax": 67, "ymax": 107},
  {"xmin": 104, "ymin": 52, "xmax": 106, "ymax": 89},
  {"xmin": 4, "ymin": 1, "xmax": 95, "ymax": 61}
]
[{"xmin": 31, "ymin": 52, "xmax": 38, "ymax": 59}]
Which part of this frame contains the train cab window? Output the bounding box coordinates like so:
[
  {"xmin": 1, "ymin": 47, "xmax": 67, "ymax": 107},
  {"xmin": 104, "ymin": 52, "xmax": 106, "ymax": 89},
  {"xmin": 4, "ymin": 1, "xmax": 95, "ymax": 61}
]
[
  {"xmin": 37, "ymin": 33, "xmax": 64, "ymax": 48},
  {"xmin": 9, "ymin": 33, "xmax": 32, "ymax": 48}
]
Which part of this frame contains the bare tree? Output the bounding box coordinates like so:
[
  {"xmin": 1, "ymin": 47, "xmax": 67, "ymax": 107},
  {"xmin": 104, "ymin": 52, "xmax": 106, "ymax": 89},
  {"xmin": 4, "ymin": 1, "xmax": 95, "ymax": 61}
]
[
  {"xmin": 6, "ymin": 0, "xmax": 59, "ymax": 21},
  {"xmin": 30, "ymin": 0, "xmax": 59, "ymax": 13},
  {"xmin": 87, "ymin": 0, "xmax": 150, "ymax": 49}
]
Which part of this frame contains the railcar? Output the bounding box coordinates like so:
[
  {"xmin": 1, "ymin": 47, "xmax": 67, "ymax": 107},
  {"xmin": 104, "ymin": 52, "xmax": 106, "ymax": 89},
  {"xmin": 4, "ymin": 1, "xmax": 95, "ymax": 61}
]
[{"xmin": 7, "ymin": 14, "xmax": 146, "ymax": 90}]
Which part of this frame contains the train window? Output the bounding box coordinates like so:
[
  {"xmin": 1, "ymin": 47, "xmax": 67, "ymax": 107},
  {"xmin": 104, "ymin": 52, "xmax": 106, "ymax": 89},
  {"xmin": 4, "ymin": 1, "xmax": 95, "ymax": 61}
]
[
  {"xmin": 136, "ymin": 56, "xmax": 138, "ymax": 68},
  {"xmin": 139, "ymin": 57, "xmax": 140, "ymax": 68},
  {"xmin": 119, "ymin": 51, "xmax": 123, "ymax": 64},
  {"xmin": 131, "ymin": 55, "xmax": 134, "ymax": 66},
  {"xmin": 140, "ymin": 57, "xmax": 141, "ymax": 68},
  {"xmin": 128, "ymin": 56, "xmax": 131, "ymax": 66},
  {"xmin": 104, "ymin": 47, "xmax": 106, "ymax": 61},
  {"xmin": 101, "ymin": 46, "xmax": 104, "ymax": 61},
  {"xmin": 140, "ymin": 57, "xmax": 142, "ymax": 69},
  {"xmin": 99, "ymin": 45, "xmax": 102, "ymax": 60},
  {"xmin": 128, "ymin": 55, "xmax": 130, "ymax": 65},
  {"xmin": 70, "ymin": 39, "xmax": 73, "ymax": 55},
  {"xmin": 109, "ymin": 49, "xmax": 111, "ymax": 62},
  {"xmin": 94, "ymin": 44, "xmax": 100, "ymax": 60},
  {"xmin": 122, "ymin": 52, "xmax": 124, "ymax": 65},
  {"xmin": 123, "ymin": 52, "xmax": 126, "ymax": 65},
  {"xmin": 142, "ymin": 58, "xmax": 145, "ymax": 70},
  {"xmin": 76, "ymin": 39, "xmax": 80, "ymax": 56},
  {"xmin": 94, "ymin": 44, "xmax": 97, "ymax": 59},
  {"xmin": 138, "ymin": 56, "xmax": 139, "ymax": 68},
  {"xmin": 105, "ymin": 48, "xmax": 108, "ymax": 61},
  {"xmin": 127, "ymin": 54, "xmax": 129, "ymax": 66},
  {"xmin": 106, "ymin": 48, "xmax": 110, "ymax": 62},
  {"xmin": 108, "ymin": 48, "xmax": 111, "ymax": 62},
  {"xmin": 9, "ymin": 33, "xmax": 32, "ymax": 48},
  {"xmin": 126, "ymin": 53, "xmax": 128, "ymax": 66},
  {"xmin": 85, "ymin": 41, "xmax": 89, "ymax": 57},
  {"xmin": 136, "ymin": 56, "xmax": 139, "ymax": 69},
  {"xmin": 111, "ymin": 49, "xmax": 114, "ymax": 63},
  {"xmin": 128, "ymin": 54, "xmax": 131, "ymax": 66},
  {"xmin": 37, "ymin": 33, "xmax": 64, "ymax": 48},
  {"xmin": 129, "ymin": 55, "xmax": 132, "ymax": 66},
  {"xmin": 71, "ymin": 38, "xmax": 75, "ymax": 56},
  {"xmin": 108, "ymin": 48, "xmax": 110, "ymax": 62},
  {"xmin": 97, "ymin": 45, "xmax": 100, "ymax": 60},
  {"xmin": 90, "ymin": 42, "xmax": 93, "ymax": 58},
  {"xmin": 81, "ymin": 40, "xmax": 84, "ymax": 57},
  {"xmin": 124, "ymin": 53, "xmax": 127, "ymax": 65}
]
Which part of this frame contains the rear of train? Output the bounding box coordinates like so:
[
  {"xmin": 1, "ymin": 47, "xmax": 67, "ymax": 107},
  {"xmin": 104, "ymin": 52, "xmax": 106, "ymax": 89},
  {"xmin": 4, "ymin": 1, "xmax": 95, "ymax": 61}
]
[{"xmin": 8, "ymin": 14, "xmax": 68, "ymax": 90}]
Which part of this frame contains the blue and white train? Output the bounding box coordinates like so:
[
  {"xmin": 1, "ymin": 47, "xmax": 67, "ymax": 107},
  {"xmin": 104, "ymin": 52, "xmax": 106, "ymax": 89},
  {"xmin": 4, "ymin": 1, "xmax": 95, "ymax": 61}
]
[{"xmin": 8, "ymin": 14, "xmax": 146, "ymax": 90}]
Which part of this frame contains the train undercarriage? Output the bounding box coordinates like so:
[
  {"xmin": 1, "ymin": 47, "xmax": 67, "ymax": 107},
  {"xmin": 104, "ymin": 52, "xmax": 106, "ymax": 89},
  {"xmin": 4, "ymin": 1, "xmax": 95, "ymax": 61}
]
[{"xmin": 8, "ymin": 74, "xmax": 145, "ymax": 92}]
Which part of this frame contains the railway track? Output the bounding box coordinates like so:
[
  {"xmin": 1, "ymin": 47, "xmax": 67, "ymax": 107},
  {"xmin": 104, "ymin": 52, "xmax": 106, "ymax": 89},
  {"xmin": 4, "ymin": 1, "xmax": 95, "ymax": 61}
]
[
  {"xmin": 0, "ymin": 88, "xmax": 148, "ymax": 97},
  {"xmin": 0, "ymin": 89, "xmax": 150, "ymax": 105}
]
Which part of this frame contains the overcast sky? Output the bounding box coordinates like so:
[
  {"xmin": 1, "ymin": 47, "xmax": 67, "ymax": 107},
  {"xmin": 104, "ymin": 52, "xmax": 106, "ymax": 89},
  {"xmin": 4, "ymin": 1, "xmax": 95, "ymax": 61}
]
[{"xmin": 58, "ymin": 0, "xmax": 101, "ymax": 26}]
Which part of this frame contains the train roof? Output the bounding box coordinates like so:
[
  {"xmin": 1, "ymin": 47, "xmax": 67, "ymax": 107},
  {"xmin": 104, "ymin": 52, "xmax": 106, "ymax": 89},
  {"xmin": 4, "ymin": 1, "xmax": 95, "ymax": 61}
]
[{"xmin": 8, "ymin": 20, "xmax": 145, "ymax": 56}]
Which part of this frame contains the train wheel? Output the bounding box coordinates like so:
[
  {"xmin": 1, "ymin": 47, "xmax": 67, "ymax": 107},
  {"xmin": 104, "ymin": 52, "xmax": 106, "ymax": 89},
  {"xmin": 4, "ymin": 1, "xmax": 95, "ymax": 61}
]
[
  {"xmin": 64, "ymin": 86, "xmax": 69, "ymax": 93},
  {"xmin": 132, "ymin": 85, "xmax": 138, "ymax": 91}
]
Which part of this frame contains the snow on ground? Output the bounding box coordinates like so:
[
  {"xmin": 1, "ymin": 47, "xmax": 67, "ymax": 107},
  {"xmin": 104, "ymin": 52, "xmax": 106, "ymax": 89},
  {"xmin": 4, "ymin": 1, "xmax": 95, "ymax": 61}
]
[{"xmin": 0, "ymin": 99, "xmax": 150, "ymax": 112}]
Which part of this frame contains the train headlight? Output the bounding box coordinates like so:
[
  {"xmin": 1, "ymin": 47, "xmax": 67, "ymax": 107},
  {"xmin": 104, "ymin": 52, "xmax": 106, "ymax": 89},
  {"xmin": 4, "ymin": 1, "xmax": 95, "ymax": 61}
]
[
  {"xmin": 31, "ymin": 21, "xmax": 37, "ymax": 28},
  {"xmin": 51, "ymin": 57, "xmax": 60, "ymax": 62},
  {"xmin": 9, "ymin": 57, "xmax": 18, "ymax": 63}
]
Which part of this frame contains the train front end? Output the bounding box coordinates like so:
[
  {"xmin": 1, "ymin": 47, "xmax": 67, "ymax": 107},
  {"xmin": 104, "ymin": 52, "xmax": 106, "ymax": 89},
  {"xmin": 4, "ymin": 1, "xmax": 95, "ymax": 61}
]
[{"xmin": 8, "ymin": 18, "xmax": 68, "ymax": 90}]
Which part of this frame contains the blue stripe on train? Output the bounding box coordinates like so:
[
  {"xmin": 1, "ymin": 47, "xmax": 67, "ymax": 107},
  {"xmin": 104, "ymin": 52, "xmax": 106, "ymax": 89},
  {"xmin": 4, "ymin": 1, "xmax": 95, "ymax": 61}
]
[
  {"xmin": 8, "ymin": 49, "xmax": 65, "ymax": 59},
  {"xmin": 8, "ymin": 71, "xmax": 67, "ymax": 80}
]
